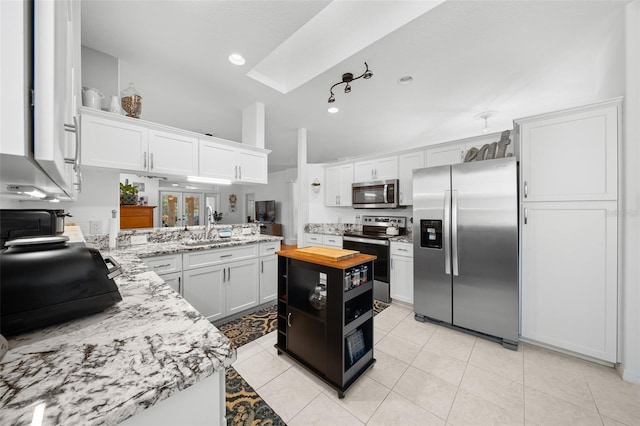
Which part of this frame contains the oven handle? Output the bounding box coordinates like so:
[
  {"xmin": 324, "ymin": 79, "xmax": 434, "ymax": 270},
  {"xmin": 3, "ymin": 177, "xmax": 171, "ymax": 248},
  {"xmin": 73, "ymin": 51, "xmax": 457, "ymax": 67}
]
[{"xmin": 343, "ymin": 236, "xmax": 390, "ymax": 246}]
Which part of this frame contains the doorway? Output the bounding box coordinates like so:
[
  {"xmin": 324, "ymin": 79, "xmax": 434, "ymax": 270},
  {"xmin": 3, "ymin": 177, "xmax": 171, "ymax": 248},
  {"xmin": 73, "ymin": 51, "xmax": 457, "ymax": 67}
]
[{"xmin": 160, "ymin": 191, "xmax": 203, "ymax": 227}]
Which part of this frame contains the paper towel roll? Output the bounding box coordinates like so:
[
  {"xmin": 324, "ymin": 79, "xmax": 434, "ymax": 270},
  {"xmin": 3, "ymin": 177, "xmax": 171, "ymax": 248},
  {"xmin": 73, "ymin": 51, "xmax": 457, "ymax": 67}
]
[{"xmin": 109, "ymin": 217, "xmax": 118, "ymax": 249}]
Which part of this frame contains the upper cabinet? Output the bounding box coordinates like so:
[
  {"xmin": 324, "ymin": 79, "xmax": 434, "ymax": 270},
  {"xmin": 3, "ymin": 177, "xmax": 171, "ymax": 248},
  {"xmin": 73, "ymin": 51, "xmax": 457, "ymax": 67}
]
[
  {"xmin": 517, "ymin": 99, "xmax": 620, "ymax": 202},
  {"xmin": 81, "ymin": 108, "xmax": 269, "ymax": 183},
  {"xmin": 353, "ymin": 156, "xmax": 398, "ymax": 182},
  {"xmin": 425, "ymin": 143, "xmax": 466, "ymax": 167},
  {"xmin": 147, "ymin": 129, "xmax": 198, "ymax": 176},
  {"xmin": 325, "ymin": 163, "xmax": 353, "ymax": 207},
  {"xmin": 398, "ymin": 151, "xmax": 425, "ymax": 206}
]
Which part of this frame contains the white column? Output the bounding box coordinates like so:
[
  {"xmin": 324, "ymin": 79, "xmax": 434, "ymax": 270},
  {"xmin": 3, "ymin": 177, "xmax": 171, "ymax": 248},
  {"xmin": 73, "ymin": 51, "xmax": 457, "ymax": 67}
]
[
  {"xmin": 241, "ymin": 102, "xmax": 265, "ymax": 149},
  {"xmin": 621, "ymin": 0, "xmax": 640, "ymax": 384},
  {"xmin": 297, "ymin": 128, "xmax": 308, "ymax": 247}
]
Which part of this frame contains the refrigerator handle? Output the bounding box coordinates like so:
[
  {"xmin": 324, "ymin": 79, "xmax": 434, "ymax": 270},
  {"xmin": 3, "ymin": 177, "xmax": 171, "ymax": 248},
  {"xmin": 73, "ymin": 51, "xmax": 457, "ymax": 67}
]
[
  {"xmin": 452, "ymin": 190, "xmax": 459, "ymax": 276},
  {"xmin": 444, "ymin": 190, "xmax": 451, "ymax": 275}
]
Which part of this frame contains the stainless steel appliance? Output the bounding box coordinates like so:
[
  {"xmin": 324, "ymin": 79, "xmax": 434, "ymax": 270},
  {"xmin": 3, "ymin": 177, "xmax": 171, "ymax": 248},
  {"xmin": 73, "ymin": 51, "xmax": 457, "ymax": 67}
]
[
  {"xmin": 0, "ymin": 209, "xmax": 71, "ymax": 248},
  {"xmin": 352, "ymin": 179, "xmax": 401, "ymax": 209},
  {"xmin": 343, "ymin": 216, "xmax": 406, "ymax": 303},
  {"xmin": 413, "ymin": 157, "xmax": 518, "ymax": 349},
  {"xmin": 0, "ymin": 236, "xmax": 122, "ymax": 336}
]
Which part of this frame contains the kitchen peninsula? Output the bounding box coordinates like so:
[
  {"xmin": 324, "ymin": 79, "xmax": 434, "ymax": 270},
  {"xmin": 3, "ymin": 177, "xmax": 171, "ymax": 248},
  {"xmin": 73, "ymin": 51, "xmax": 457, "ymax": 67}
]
[
  {"xmin": 0, "ymin": 225, "xmax": 282, "ymax": 425},
  {"xmin": 275, "ymin": 247, "xmax": 376, "ymax": 398}
]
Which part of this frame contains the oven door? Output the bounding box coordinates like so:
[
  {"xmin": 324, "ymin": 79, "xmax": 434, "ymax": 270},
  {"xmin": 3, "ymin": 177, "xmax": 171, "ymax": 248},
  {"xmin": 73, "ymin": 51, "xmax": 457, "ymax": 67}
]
[
  {"xmin": 352, "ymin": 180, "xmax": 399, "ymax": 209},
  {"xmin": 343, "ymin": 236, "xmax": 391, "ymax": 302}
]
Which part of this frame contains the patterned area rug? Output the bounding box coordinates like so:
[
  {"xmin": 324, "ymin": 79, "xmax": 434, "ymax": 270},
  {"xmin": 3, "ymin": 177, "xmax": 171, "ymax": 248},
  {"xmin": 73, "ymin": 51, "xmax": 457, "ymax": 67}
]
[{"xmin": 221, "ymin": 301, "xmax": 390, "ymax": 425}]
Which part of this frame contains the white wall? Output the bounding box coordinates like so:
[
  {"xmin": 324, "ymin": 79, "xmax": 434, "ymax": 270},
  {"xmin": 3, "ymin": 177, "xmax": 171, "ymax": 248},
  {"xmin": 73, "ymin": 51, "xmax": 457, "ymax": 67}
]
[{"xmin": 81, "ymin": 46, "xmax": 119, "ymax": 111}]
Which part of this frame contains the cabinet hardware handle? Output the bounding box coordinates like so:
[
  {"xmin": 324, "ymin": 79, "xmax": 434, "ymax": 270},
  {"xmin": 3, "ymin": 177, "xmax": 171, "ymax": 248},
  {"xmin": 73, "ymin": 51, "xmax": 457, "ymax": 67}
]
[
  {"xmin": 287, "ymin": 312, "xmax": 292, "ymax": 327},
  {"xmin": 154, "ymin": 263, "xmax": 171, "ymax": 268},
  {"xmin": 239, "ymin": 166, "xmax": 241, "ymax": 180},
  {"xmin": 228, "ymin": 267, "xmax": 231, "ymax": 280},
  {"xmin": 398, "ymin": 248, "xmax": 408, "ymax": 252},
  {"xmin": 460, "ymin": 149, "xmax": 464, "ymax": 162},
  {"xmin": 150, "ymin": 152, "xmax": 154, "ymax": 170},
  {"xmin": 524, "ymin": 181, "xmax": 528, "ymax": 198},
  {"xmin": 261, "ymin": 261, "xmax": 264, "ymax": 273},
  {"xmin": 221, "ymin": 254, "xmax": 233, "ymax": 258},
  {"xmin": 235, "ymin": 166, "xmax": 238, "ymax": 179},
  {"xmin": 144, "ymin": 152, "xmax": 147, "ymax": 169},
  {"xmin": 178, "ymin": 276, "xmax": 182, "ymax": 295},
  {"xmin": 524, "ymin": 207, "xmax": 528, "ymax": 225}
]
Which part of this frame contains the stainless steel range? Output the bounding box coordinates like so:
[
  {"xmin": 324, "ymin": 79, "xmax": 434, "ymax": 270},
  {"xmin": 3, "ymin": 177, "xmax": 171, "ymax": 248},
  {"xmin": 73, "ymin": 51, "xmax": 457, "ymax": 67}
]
[{"xmin": 343, "ymin": 216, "xmax": 407, "ymax": 303}]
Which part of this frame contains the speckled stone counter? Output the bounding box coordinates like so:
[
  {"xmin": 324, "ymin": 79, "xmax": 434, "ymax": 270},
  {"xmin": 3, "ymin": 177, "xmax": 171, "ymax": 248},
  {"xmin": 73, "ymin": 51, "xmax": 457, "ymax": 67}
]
[{"xmin": 0, "ymin": 229, "xmax": 282, "ymax": 425}]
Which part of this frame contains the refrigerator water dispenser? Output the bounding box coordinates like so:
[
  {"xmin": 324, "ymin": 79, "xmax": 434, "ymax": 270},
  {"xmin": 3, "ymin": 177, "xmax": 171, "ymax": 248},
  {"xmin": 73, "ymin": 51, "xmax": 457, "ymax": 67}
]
[{"xmin": 420, "ymin": 219, "xmax": 442, "ymax": 249}]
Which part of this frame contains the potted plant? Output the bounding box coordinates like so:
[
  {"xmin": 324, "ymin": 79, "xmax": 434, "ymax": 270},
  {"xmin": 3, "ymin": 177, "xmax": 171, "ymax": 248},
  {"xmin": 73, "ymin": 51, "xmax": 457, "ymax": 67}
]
[{"xmin": 120, "ymin": 182, "xmax": 139, "ymax": 205}]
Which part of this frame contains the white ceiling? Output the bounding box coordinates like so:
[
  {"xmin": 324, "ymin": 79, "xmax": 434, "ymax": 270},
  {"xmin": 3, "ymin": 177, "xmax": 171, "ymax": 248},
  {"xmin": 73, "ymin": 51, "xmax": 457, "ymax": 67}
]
[{"xmin": 81, "ymin": 0, "xmax": 627, "ymax": 173}]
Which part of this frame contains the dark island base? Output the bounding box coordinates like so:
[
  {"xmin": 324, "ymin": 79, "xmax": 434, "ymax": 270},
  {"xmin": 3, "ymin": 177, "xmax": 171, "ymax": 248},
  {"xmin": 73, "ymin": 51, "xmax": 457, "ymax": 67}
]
[{"xmin": 275, "ymin": 343, "xmax": 376, "ymax": 398}]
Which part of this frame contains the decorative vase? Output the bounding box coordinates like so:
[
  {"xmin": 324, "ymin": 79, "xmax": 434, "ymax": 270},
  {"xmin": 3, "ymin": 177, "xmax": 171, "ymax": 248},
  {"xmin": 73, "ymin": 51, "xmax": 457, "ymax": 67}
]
[
  {"xmin": 121, "ymin": 82, "xmax": 142, "ymax": 118},
  {"xmin": 308, "ymin": 283, "xmax": 327, "ymax": 310}
]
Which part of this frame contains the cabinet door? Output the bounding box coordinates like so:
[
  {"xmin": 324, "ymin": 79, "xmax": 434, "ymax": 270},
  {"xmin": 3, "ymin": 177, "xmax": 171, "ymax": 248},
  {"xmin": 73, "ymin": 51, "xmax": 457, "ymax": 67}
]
[
  {"xmin": 225, "ymin": 259, "xmax": 259, "ymax": 316},
  {"xmin": 425, "ymin": 143, "xmax": 465, "ymax": 167},
  {"xmin": 81, "ymin": 113, "xmax": 148, "ymax": 171},
  {"xmin": 519, "ymin": 101, "xmax": 619, "ymax": 202},
  {"xmin": 183, "ymin": 265, "xmax": 224, "ymax": 322},
  {"xmin": 161, "ymin": 272, "xmax": 183, "ymax": 295},
  {"xmin": 390, "ymin": 254, "xmax": 413, "ymax": 305},
  {"xmin": 338, "ymin": 164, "xmax": 354, "ymax": 206},
  {"xmin": 520, "ymin": 201, "xmax": 617, "ymax": 362},
  {"xmin": 237, "ymin": 149, "xmax": 268, "ymax": 184},
  {"xmin": 259, "ymin": 255, "xmax": 278, "ymax": 303},
  {"xmin": 324, "ymin": 166, "xmax": 341, "ymax": 206},
  {"xmin": 374, "ymin": 156, "xmax": 398, "ymax": 180},
  {"xmin": 199, "ymin": 138, "xmax": 237, "ymax": 181},
  {"xmin": 148, "ymin": 130, "xmax": 198, "ymax": 176},
  {"xmin": 398, "ymin": 151, "xmax": 425, "ymax": 205},
  {"xmin": 287, "ymin": 306, "xmax": 326, "ymax": 374},
  {"xmin": 353, "ymin": 160, "xmax": 375, "ymax": 182},
  {"xmin": 304, "ymin": 233, "xmax": 323, "ymax": 247},
  {"xmin": 33, "ymin": 0, "xmax": 81, "ymax": 197}
]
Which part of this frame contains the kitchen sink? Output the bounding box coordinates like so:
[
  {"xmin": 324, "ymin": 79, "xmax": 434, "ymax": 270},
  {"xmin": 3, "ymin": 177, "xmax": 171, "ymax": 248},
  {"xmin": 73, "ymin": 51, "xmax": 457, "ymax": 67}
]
[{"xmin": 183, "ymin": 238, "xmax": 244, "ymax": 247}]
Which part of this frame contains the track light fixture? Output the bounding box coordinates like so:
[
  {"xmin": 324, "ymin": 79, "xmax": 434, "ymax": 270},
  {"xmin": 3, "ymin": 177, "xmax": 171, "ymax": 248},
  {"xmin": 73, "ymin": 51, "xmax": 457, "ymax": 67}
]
[{"xmin": 327, "ymin": 62, "xmax": 373, "ymax": 103}]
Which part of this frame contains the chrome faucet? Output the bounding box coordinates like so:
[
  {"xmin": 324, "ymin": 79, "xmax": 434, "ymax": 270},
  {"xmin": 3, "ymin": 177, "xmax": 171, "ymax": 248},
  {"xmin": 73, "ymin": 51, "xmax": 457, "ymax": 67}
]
[{"xmin": 206, "ymin": 205, "xmax": 213, "ymax": 239}]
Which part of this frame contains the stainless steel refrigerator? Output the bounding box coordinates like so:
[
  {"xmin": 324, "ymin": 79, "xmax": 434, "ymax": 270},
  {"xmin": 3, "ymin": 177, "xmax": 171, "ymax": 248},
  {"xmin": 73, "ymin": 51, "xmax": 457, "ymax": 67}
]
[{"xmin": 413, "ymin": 157, "xmax": 519, "ymax": 349}]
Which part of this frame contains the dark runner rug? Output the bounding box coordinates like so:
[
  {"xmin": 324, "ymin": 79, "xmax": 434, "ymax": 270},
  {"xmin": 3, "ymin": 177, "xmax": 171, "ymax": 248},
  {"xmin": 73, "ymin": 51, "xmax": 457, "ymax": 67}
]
[{"xmin": 221, "ymin": 300, "xmax": 390, "ymax": 425}]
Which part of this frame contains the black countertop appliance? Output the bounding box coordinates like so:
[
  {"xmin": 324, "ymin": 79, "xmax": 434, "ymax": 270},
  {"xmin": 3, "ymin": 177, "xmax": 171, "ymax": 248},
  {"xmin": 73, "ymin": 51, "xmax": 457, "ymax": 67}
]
[
  {"xmin": 0, "ymin": 209, "xmax": 70, "ymax": 248},
  {"xmin": 0, "ymin": 236, "xmax": 123, "ymax": 336}
]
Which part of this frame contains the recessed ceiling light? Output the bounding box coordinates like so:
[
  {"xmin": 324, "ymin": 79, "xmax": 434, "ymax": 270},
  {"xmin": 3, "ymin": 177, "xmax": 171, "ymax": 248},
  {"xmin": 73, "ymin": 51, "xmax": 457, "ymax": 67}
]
[
  {"xmin": 397, "ymin": 76, "xmax": 414, "ymax": 85},
  {"xmin": 328, "ymin": 107, "xmax": 339, "ymax": 114},
  {"xmin": 228, "ymin": 53, "xmax": 246, "ymax": 66}
]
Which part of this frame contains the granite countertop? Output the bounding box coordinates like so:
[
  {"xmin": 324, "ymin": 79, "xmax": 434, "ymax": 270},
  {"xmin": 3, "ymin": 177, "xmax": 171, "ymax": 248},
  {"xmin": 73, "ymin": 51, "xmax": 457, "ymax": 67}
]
[{"xmin": 0, "ymin": 232, "xmax": 282, "ymax": 425}]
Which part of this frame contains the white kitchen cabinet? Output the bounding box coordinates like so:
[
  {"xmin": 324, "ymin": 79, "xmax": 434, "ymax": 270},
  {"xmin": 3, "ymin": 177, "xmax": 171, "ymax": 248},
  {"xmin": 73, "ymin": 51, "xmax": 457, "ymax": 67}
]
[
  {"xmin": 81, "ymin": 112, "xmax": 148, "ymax": 170},
  {"xmin": 199, "ymin": 138, "xmax": 268, "ymax": 184},
  {"xmin": 183, "ymin": 265, "xmax": 225, "ymax": 321},
  {"xmin": 304, "ymin": 233, "xmax": 323, "ymax": 247},
  {"xmin": 390, "ymin": 242, "xmax": 414, "ymax": 305},
  {"xmin": 259, "ymin": 241, "xmax": 281, "ymax": 303},
  {"xmin": 425, "ymin": 143, "xmax": 466, "ymax": 167},
  {"xmin": 325, "ymin": 163, "xmax": 353, "ymax": 207},
  {"xmin": 183, "ymin": 244, "xmax": 258, "ymax": 269},
  {"xmin": 225, "ymin": 258, "xmax": 259, "ymax": 316},
  {"xmin": 353, "ymin": 156, "xmax": 398, "ymax": 182},
  {"xmin": 32, "ymin": 0, "xmax": 82, "ymax": 199},
  {"xmin": 161, "ymin": 272, "xmax": 183, "ymax": 294},
  {"xmin": 237, "ymin": 148, "xmax": 268, "ymax": 184},
  {"xmin": 199, "ymin": 138, "xmax": 237, "ymax": 181},
  {"xmin": 143, "ymin": 254, "xmax": 183, "ymax": 294},
  {"xmin": 322, "ymin": 235, "xmax": 342, "ymax": 248},
  {"xmin": 520, "ymin": 201, "xmax": 618, "ymax": 362},
  {"xmin": 517, "ymin": 99, "xmax": 620, "ymax": 202},
  {"xmin": 398, "ymin": 151, "xmax": 425, "ymax": 206},
  {"xmin": 148, "ymin": 129, "xmax": 198, "ymax": 176}
]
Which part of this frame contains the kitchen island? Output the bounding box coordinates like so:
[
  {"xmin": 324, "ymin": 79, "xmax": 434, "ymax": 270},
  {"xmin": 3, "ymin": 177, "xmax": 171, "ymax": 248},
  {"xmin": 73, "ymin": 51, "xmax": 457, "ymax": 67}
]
[
  {"xmin": 0, "ymin": 226, "xmax": 282, "ymax": 425},
  {"xmin": 275, "ymin": 247, "xmax": 376, "ymax": 398}
]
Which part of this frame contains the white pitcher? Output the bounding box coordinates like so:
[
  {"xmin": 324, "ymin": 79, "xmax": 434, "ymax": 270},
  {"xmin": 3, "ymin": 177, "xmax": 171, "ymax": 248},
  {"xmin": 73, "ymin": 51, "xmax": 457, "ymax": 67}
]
[
  {"xmin": 82, "ymin": 87, "xmax": 104, "ymax": 109},
  {"xmin": 109, "ymin": 95, "xmax": 121, "ymax": 114}
]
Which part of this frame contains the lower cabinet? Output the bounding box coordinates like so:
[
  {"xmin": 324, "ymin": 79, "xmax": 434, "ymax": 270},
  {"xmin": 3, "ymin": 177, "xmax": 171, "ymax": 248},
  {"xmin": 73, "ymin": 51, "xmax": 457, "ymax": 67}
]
[
  {"xmin": 302, "ymin": 233, "xmax": 342, "ymax": 248},
  {"xmin": 144, "ymin": 241, "xmax": 279, "ymax": 323},
  {"xmin": 520, "ymin": 201, "xmax": 618, "ymax": 362},
  {"xmin": 390, "ymin": 242, "xmax": 413, "ymax": 304},
  {"xmin": 183, "ymin": 265, "xmax": 225, "ymax": 321}
]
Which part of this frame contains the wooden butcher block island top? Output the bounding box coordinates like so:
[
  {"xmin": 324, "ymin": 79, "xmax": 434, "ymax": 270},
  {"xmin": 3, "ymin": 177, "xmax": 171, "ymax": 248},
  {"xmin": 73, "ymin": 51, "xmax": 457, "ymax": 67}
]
[{"xmin": 276, "ymin": 246, "xmax": 376, "ymax": 269}]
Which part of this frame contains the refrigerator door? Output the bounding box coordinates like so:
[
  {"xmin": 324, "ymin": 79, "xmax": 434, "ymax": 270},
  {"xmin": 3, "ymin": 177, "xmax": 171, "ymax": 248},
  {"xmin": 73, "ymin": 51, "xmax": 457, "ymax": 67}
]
[
  {"xmin": 451, "ymin": 157, "xmax": 518, "ymax": 342},
  {"xmin": 413, "ymin": 165, "xmax": 453, "ymax": 323}
]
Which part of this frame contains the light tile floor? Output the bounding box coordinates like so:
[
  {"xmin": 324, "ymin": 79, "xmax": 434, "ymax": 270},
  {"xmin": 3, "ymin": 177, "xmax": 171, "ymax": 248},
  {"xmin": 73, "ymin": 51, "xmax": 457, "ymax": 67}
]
[{"xmin": 232, "ymin": 303, "xmax": 640, "ymax": 425}]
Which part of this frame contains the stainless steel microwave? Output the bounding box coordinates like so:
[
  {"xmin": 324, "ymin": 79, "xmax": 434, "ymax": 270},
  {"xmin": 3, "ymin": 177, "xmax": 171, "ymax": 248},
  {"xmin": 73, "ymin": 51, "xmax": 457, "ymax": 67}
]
[{"xmin": 352, "ymin": 179, "xmax": 401, "ymax": 209}]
